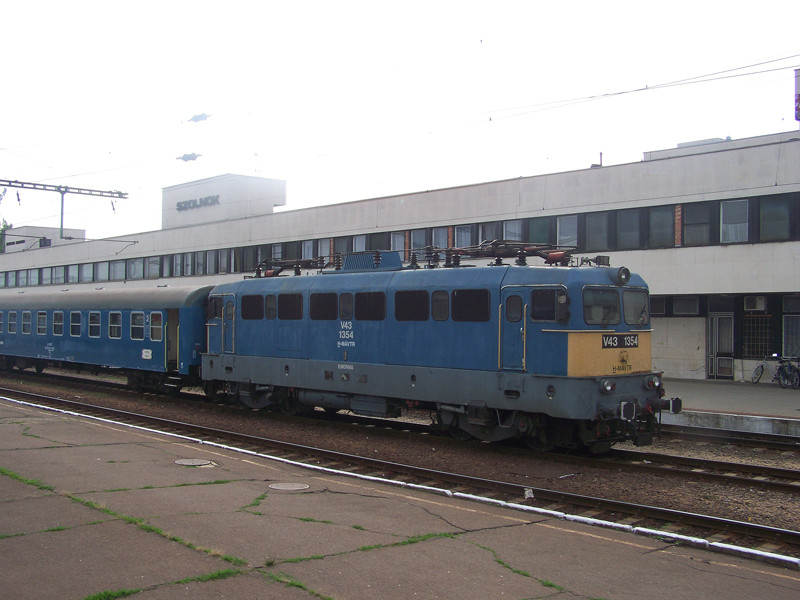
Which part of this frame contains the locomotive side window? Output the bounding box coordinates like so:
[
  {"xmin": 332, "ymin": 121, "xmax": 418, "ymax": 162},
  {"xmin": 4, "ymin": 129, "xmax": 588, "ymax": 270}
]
[
  {"xmin": 109, "ymin": 312, "xmax": 122, "ymax": 339},
  {"xmin": 22, "ymin": 311, "xmax": 32, "ymax": 334},
  {"xmin": 225, "ymin": 301, "xmax": 235, "ymax": 321},
  {"xmin": 241, "ymin": 295, "xmax": 264, "ymax": 320},
  {"xmin": 206, "ymin": 296, "xmax": 223, "ymax": 320},
  {"xmin": 310, "ymin": 293, "xmax": 338, "ymax": 320},
  {"xmin": 131, "ymin": 312, "xmax": 145, "ymax": 340},
  {"xmin": 355, "ymin": 292, "xmax": 385, "ymax": 321},
  {"xmin": 70, "ymin": 311, "xmax": 82, "ymax": 337},
  {"xmin": 395, "ymin": 290, "xmax": 429, "ymax": 321},
  {"xmin": 623, "ymin": 290, "xmax": 650, "ymax": 326},
  {"xmin": 452, "ymin": 289, "xmax": 490, "ymax": 322},
  {"xmin": 339, "ymin": 293, "xmax": 353, "ymax": 319},
  {"xmin": 89, "ymin": 312, "xmax": 101, "ymax": 338},
  {"xmin": 37, "ymin": 312, "xmax": 47, "ymax": 335},
  {"xmin": 7, "ymin": 311, "xmax": 16, "ymax": 334},
  {"xmin": 278, "ymin": 294, "xmax": 303, "ymax": 320},
  {"xmin": 151, "ymin": 312, "xmax": 163, "ymax": 342},
  {"xmin": 505, "ymin": 295, "xmax": 523, "ymax": 322},
  {"xmin": 431, "ymin": 290, "xmax": 449, "ymax": 321},
  {"xmin": 53, "ymin": 311, "xmax": 63, "ymax": 336},
  {"xmin": 583, "ymin": 288, "xmax": 621, "ymax": 325},
  {"xmin": 265, "ymin": 295, "xmax": 277, "ymax": 319}
]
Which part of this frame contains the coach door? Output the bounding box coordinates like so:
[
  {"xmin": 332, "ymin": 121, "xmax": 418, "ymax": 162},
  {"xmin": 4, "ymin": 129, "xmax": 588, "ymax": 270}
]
[{"xmin": 500, "ymin": 289, "xmax": 527, "ymax": 371}]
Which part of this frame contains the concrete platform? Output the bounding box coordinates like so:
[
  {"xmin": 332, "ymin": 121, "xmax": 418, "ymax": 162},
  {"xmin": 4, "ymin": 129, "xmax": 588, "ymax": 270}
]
[
  {"xmin": 662, "ymin": 378, "xmax": 800, "ymax": 437},
  {"xmin": 2, "ymin": 395, "xmax": 800, "ymax": 599}
]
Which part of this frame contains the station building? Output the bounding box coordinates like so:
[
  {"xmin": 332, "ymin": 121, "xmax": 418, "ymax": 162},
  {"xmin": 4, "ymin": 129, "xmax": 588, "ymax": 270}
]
[{"xmin": 1, "ymin": 131, "xmax": 799, "ymax": 382}]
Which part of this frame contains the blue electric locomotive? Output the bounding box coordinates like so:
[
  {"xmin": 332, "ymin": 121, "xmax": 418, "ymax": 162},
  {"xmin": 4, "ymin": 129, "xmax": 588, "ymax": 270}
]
[
  {"xmin": 202, "ymin": 250, "xmax": 680, "ymax": 452},
  {"xmin": 0, "ymin": 285, "xmax": 212, "ymax": 392}
]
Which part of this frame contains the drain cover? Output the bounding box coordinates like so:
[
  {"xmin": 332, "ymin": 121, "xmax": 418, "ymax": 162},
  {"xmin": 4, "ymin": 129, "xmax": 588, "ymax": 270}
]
[
  {"xmin": 175, "ymin": 459, "xmax": 213, "ymax": 467},
  {"xmin": 268, "ymin": 482, "xmax": 310, "ymax": 491}
]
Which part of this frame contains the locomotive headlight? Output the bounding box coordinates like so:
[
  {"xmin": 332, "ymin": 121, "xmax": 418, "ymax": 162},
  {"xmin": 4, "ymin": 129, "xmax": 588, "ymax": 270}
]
[
  {"xmin": 600, "ymin": 379, "xmax": 616, "ymax": 393},
  {"xmin": 644, "ymin": 374, "xmax": 662, "ymax": 390}
]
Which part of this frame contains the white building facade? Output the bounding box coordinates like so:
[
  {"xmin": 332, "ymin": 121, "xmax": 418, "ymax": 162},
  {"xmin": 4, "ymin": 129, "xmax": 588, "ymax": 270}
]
[{"xmin": 2, "ymin": 132, "xmax": 799, "ymax": 381}]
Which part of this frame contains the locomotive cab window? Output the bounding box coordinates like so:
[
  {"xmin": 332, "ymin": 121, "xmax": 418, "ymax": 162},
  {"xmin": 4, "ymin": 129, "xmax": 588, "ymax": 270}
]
[
  {"xmin": 531, "ymin": 288, "xmax": 569, "ymax": 322},
  {"xmin": 623, "ymin": 290, "xmax": 650, "ymax": 326},
  {"xmin": 583, "ymin": 288, "xmax": 620, "ymax": 325},
  {"xmin": 241, "ymin": 295, "xmax": 264, "ymax": 320},
  {"xmin": 310, "ymin": 293, "xmax": 338, "ymax": 320},
  {"xmin": 395, "ymin": 290, "xmax": 429, "ymax": 321},
  {"xmin": 131, "ymin": 312, "xmax": 145, "ymax": 340},
  {"xmin": 452, "ymin": 289, "xmax": 490, "ymax": 322},
  {"xmin": 53, "ymin": 311, "xmax": 63, "ymax": 336}
]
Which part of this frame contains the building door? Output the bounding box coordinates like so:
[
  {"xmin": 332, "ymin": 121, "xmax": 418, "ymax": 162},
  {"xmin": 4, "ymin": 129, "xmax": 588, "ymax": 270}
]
[{"xmin": 707, "ymin": 313, "xmax": 734, "ymax": 379}]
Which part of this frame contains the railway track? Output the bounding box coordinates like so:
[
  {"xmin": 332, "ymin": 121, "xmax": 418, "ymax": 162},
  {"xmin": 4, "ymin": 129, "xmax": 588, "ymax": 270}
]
[
  {"xmin": 2, "ymin": 386, "xmax": 799, "ymax": 569},
  {"xmin": 660, "ymin": 423, "xmax": 800, "ymax": 452}
]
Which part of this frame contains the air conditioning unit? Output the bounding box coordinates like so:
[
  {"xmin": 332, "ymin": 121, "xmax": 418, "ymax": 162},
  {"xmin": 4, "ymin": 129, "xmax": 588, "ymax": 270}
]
[{"xmin": 744, "ymin": 296, "xmax": 766, "ymax": 312}]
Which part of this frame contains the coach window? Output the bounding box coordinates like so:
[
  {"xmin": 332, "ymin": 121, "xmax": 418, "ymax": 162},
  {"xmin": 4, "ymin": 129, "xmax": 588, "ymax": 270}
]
[
  {"xmin": 8, "ymin": 311, "xmax": 17, "ymax": 333},
  {"xmin": 150, "ymin": 313, "xmax": 163, "ymax": 342},
  {"xmin": 583, "ymin": 288, "xmax": 620, "ymax": 325},
  {"xmin": 37, "ymin": 312, "xmax": 47, "ymax": 335},
  {"xmin": 0, "ymin": 311, "xmax": 3, "ymax": 333},
  {"xmin": 395, "ymin": 290, "xmax": 429, "ymax": 321},
  {"xmin": 339, "ymin": 293, "xmax": 353, "ymax": 320},
  {"xmin": 130, "ymin": 312, "xmax": 145, "ymax": 340},
  {"xmin": 242, "ymin": 295, "xmax": 265, "ymax": 320},
  {"xmin": 264, "ymin": 295, "xmax": 277, "ymax": 320},
  {"xmin": 22, "ymin": 311, "xmax": 32, "ymax": 334},
  {"xmin": 505, "ymin": 295, "xmax": 522, "ymax": 322},
  {"xmin": 278, "ymin": 294, "xmax": 303, "ymax": 320},
  {"xmin": 70, "ymin": 312, "xmax": 82, "ymax": 337},
  {"xmin": 623, "ymin": 290, "xmax": 650, "ymax": 326},
  {"xmin": 452, "ymin": 289, "xmax": 490, "ymax": 322},
  {"xmin": 311, "ymin": 293, "xmax": 338, "ymax": 320},
  {"xmin": 109, "ymin": 312, "xmax": 122, "ymax": 339},
  {"xmin": 89, "ymin": 312, "xmax": 101, "ymax": 338},
  {"xmin": 432, "ymin": 290, "xmax": 449, "ymax": 321},
  {"xmin": 53, "ymin": 312, "xmax": 63, "ymax": 336}
]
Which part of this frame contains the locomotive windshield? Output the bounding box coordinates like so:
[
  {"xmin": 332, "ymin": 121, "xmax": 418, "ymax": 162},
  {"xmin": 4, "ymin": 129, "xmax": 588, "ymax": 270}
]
[
  {"xmin": 623, "ymin": 289, "xmax": 650, "ymax": 326},
  {"xmin": 583, "ymin": 288, "xmax": 620, "ymax": 325}
]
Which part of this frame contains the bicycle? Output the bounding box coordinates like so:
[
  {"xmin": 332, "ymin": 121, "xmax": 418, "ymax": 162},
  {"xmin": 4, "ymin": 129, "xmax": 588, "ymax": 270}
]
[{"xmin": 751, "ymin": 354, "xmax": 799, "ymax": 388}]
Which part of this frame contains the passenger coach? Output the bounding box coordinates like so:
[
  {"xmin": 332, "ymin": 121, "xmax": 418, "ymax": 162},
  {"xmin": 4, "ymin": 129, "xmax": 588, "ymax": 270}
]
[{"xmin": 0, "ymin": 285, "xmax": 212, "ymax": 392}]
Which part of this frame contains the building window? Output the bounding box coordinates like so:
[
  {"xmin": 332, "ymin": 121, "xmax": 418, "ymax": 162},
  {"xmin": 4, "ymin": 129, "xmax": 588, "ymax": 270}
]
[
  {"xmin": 173, "ymin": 254, "xmax": 183, "ymax": 277},
  {"xmin": 410, "ymin": 229, "xmax": 428, "ymax": 252},
  {"xmin": 146, "ymin": 257, "xmax": 161, "ymax": 278},
  {"xmin": 67, "ymin": 265, "xmax": 79, "ymax": 283},
  {"xmin": 720, "ymin": 199, "xmax": 748, "ymax": 244},
  {"xmin": 302, "ymin": 240, "xmax": 314, "ymax": 260},
  {"xmin": 183, "ymin": 253, "xmax": 193, "ymax": 276},
  {"xmin": 743, "ymin": 315, "xmax": 771, "ymax": 359},
  {"xmin": 529, "ymin": 217, "xmax": 552, "ymax": 244},
  {"xmin": 616, "ymin": 209, "xmax": 641, "ymax": 250},
  {"xmin": 454, "ymin": 225, "xmax": 473, "ymax": 248},
  {"xmin": 760, "ymin": 196, "xmax": 791, "ymax": 242},
  {"xmin": 333, "ymin": 237, "xmax": 350, "ymax": 255},
  {"xmin": 17, "ymin": 270, "xmax": 28, "ymax": 287},
  {"xmin": 318, "ymin": 238, "xmax": 331, "ymax": 258},
  {"xmin": 503, "ymin": 220, "xmax": 523, "ymax": 241},
  {"xmin": 649, "ymin": 206, "xmax": 674, "ymax": 248},
  {"xmin": 127, "ymin": 258, "xmax": 144, "ymax": 280},
  {"xmin": 79, "ymin": 263, "xmax": 94, "ymax": 283},
  {"xmin": 193, "ymin": 251, "xmax": 206, "ymax": 275},
  {"xmin": 673, "ymin": 296, "xmax": 700, "ymax": 316},
  {"xmin": 95, "ymin": 262, "xmax": 109, "ymax": 282},
  {"xmin": 271, "ymin": 244, "xmax": 283, "ymax": 260},
  {"xmin": 161, "ymin": 256, "xmax": 173, "ymax": 278},
  {"xmin": 432, "ymin": 227, "xmax": 448, "ymax": 249},
  {"xmin": 110, "ymin": 260, "xmax": 126, "ymax": 281},
  {"xmin": 683, "ymin": 203, "xmax": 712, "ymax": 246},
  {"xmin": 28, "ymin": 269, "xmax": 39, "ymax": 286},
  {"xmin": 390, "ymin": 232, "xmax": 405, "ymax": 252},
  {"xmin": 585, "ymin": 212, "xmax": 610, "ymax": 252},
  {"xmin": 784, "ymin": 315, "xmax": 800, "ymax": 357},
  {"xmin": 40, "ymin": 268, "xmax": 52, "ymax": 285},
  {"xmin": 479, "ymin": 222, "xmax": 501, "ymax": 242},
  {"xmin": 556, "ymin": 215, "xmax": 577, "ymax": 247},
  {"xmin": 352, "ymin": 235, "xmax": 366, "ymax": 252},
  {"xmin": 650, "ymin": 297, "xmax": 666, "ymax": 316}
]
